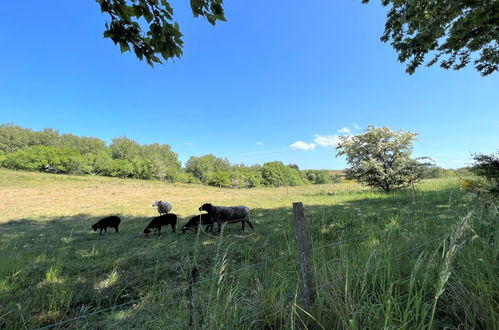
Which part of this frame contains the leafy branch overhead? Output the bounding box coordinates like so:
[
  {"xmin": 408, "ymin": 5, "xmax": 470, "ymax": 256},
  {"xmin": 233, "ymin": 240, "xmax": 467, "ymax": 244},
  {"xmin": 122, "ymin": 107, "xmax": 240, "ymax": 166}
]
[
  {"xmin": 96, "ymin": 0, "xmax": 497, "ymax": 75},
  {"xmin": 96, "ymin": 0, "xmax": 225, "ymax": 66},
  {"xmin": 362, "ymin": 0, "xmax": 498, "ymax": 76}
]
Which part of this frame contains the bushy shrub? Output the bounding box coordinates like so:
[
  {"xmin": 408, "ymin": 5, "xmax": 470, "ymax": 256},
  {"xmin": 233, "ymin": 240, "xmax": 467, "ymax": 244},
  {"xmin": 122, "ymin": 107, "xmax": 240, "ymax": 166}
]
[
  {"xmin": 86, "ymin": 150, "xmax": 113, "ymax": 175},
  {"xmin": 2, "ymin": 146, "xmax": 85, "ymax": 174},
  {"xmin": 459, "ymin": 177, "xmax": 489, "ymax": 193},
  {"xmin": 174, "ymin": 171, "xmax": 201, "ymax": 184},
  {"xmin": 241, "ymin": 171, "xmax": 263, "ymax": 188},
  {"xmin": 206, "ymin": 171, "xmax": 231, "ymax": 188},
  {"xmin": 261, "ymin": 161, "xmax": 308, "ymax": 187},
  {"xmin": 304, "ymin": 170, "xmax": 332, "ymax": 184},
  {"xmin": 185, "ymin": 154, "xmax": 231, "ymax": 183},
  {"xmin": 470, "ymin": 152, "xmax": 499, "ymax": 195},
  {"xmin": 131, "ymin": 158, "xmax": 156, "ymax": 180},
  {"xmin": 103, "ymin": 159, "xmax": 134, "ymax": 178}
]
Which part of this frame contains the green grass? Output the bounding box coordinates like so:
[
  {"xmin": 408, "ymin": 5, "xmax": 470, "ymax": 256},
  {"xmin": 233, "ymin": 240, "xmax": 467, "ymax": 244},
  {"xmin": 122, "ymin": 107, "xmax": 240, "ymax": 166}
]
[{"xmin": 0, "ymin": 168, "xmax": 497, "ymax": 329}]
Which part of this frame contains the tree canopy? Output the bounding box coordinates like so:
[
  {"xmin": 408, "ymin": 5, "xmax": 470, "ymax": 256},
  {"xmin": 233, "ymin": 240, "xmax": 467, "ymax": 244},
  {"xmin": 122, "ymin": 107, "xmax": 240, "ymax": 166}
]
[
  {"xmin": 363, "ymin": 0, "xmax": 498, "ymax": 76},
  {"xmin": 336, "ymin": 126, "xmax": 433, "ymax": 193},
  {"xmin": 96, "ymin": 0, "xmax": 225, "ymax": 66},
  {"xmin": 96, "ymin": 0, "xmax": 497, "ymax": 75}
]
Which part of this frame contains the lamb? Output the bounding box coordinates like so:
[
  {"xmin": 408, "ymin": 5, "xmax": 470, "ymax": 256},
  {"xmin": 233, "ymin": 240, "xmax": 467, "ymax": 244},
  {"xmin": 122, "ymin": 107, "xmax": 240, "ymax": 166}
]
[
  {"xmin": 91, "ymin": 216, "xmax": 121, "ymax": 234},
  {"xmin": 152, "ymin": 200, "xmax": 173, "ymax": 215},
  {"xmin": 144, "ymin": 213, "xmax": 177, "ymax": 235},
  {"xmin": 181, "ymin": 214, "xmax": 214, "ymax": 234},
  {"xmin": 199, "ymin": 203, "xmax": 253, "ymax": 233}
]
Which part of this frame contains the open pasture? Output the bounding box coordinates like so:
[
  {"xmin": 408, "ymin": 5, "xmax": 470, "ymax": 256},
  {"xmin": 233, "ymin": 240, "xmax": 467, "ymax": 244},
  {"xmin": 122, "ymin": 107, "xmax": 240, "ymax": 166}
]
[{"xmin": 0, "ymin": 169, "xmax": 497, "ymax": 329}]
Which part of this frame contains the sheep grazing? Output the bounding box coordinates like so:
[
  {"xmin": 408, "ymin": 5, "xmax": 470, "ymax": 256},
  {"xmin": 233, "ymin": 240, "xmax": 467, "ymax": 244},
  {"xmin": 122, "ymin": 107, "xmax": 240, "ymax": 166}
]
[
  {"xmin": 91, "ymin": 216, "xmax": 121, "ymax": 235},
  {"xmin": 152, "ymin": 200, "xmax": 173, "ymax": 215},
  {"xmin": 144, "ymin": 213, "xmax": 177, "ymax": 236},
  {"xmin": 181, "ymin": 214, "xmax": 214, "ymax": 234},
  {"xmin": 199, "ymin": 203, "xmax": 253, "ymax": 233}
]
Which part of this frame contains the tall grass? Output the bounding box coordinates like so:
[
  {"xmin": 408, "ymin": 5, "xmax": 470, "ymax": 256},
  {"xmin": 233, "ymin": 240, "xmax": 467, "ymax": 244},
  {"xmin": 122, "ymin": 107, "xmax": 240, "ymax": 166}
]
[{"xmin": 0, "ymin": 169, "xmax": 497, "ymax": 329}]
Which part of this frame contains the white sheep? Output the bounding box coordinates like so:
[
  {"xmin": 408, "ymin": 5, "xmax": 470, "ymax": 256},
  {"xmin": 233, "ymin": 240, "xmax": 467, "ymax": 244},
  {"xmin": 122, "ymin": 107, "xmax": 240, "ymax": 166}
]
[{"xmin": 152, "ymin": 200, "xmax": 173, "ymax": 215}]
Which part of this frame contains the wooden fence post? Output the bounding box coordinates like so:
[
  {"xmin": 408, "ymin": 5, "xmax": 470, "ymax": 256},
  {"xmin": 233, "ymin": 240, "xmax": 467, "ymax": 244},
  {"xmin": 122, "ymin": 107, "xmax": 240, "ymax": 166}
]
[{"xmin": 292, "ymin": 202, "xmax": 316, "ymax": 310}]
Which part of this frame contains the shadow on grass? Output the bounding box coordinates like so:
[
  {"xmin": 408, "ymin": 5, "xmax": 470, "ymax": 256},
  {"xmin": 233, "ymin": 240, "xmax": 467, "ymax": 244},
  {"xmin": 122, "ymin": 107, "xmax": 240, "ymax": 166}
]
[{"xmin": 0, "ymin": 187, "xmax": 467, "ymax": 329}]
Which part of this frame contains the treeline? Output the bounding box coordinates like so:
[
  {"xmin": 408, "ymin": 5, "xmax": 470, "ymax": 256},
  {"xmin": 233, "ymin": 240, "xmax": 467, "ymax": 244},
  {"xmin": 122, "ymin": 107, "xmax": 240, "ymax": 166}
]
[{"xmin": 0, "ymin": 124, "xmax": 340, "ymax": 188}]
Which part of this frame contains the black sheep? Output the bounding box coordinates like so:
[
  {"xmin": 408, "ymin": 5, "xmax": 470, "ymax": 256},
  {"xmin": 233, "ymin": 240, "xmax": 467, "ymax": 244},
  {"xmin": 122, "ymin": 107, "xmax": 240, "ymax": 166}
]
[
  {"xmin": 91, "ymin": 216, "xmax": 121, "ymax": 234},
  {"xmin": 144, "ymin": 213, "xmax": 177, "ymax": 235},
  {"xmin": 199, "ymin": 203, "xmax": 253, "ymax": 233},
  {"xmin": 182, "ymin": 214, "xmax": 214, "ymax": 233}
]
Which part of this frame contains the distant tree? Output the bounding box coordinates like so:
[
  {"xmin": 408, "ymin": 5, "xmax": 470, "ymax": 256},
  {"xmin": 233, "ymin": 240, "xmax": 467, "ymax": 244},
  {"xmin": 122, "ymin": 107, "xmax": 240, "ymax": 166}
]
[
  {"xmin": 0, "ymin": 124, "xmax": 35, "ymax": 153},
  {"xmin": 206, "ymin": 170, "xmax": 231, "ymax": 188},
  {"xmin": 109, "ymin": 137, "xmax": 142, "ymax": 161},
  {"xmin": 59, "ymin": 134, "xmax": 107, "ymax": 155},
  {"xmin": 96, "ymin": 0, "xmax": 225, "ymax": 66},
  {"xmin": 336, "ymin": 126, "xmax": 431, "ymax": 193},
  {"xmin": 142, "ymin": 143, "xmax": 180, "ymax": 168},
  {"xmin": 140, "ymin": 142, "xmax": 182, "ymax": 181},
  {"xmin": 234, "ymin": 165, "xmax": 263, "ymax": 188},
  {"xmin": 131, "ymin": 158, "xmax": 156, "ymax": 180},
  {"xmin": 314, "ymin": 170, "xmax": 331, "ymax": 184},
  {"xmin": 362, "ymin": 0, "xmax": 498, "ymax": 76},
  {"xmin": 304, "ymin": 170, "xmax": 332, "ymax": 184},
  {"xmin": 87, "ymin": 149, "xmax": 114, "ymax": 174},
  {"xmin": 33, "ymin": 128, "xmax": 60, "ymax": 147},
  {"xmin": 261, "ymin": 161, "xmax": 307, "ymax": 187},
  {"xmin": 261, "ymin": 161, "xmax": 289, "ymax": 187},
  {"xmin": 185, "ymin": 154, "xmax": 230, "ymax": 183},
  {"xmin": 104, "ymin": 159, "xmax": 135, "ymax": 178},
  {"xmin": 306, "ymin": 171, "xmax": 316, "ymax": 183}
]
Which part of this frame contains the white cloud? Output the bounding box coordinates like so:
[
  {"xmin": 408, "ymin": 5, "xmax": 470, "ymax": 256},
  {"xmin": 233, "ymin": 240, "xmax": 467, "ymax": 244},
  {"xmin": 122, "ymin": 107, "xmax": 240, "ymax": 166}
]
[
  {"xmin": 353, "ymin": 123, "xmax": 361, "ymax": 130},
  {"xmin": 313, "ymin": 134, "xmax": 340, "ymax": 147},
  {"xmin": 256, "ymin": 141, "xmax": 264, "ymax": 146},
  {"xmin": 337, "ymin": 127, "xmax": 350, "ymax": 133},
  {"xmin": 290, "ymin": 141, "xmax": 316, "ymax": 151},
  {"xmin": 184, "ymin": 142, "xmax": 193, "ymax": 146}
]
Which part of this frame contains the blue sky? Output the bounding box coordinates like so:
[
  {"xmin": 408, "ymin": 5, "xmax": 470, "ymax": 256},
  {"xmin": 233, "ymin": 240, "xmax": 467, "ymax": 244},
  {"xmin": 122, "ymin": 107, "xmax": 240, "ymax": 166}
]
[{"xmin": 0, "ymin": 1, "xmax": 497, "ymax": 169}]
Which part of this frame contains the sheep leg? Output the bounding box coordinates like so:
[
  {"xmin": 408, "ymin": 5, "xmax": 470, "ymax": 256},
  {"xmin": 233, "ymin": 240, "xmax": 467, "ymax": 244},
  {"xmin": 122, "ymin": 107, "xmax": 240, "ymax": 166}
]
[
  {"xmin": 99, "ymin": 228, "xmax": 103, "ymax": 235},
  {"xmin": 114, "ymin": 226, "xmax": 119, "ymax": 233},
  {"xmin": 241, "ymin": 220, "xmax": 245, "ymax": 230},
  {"xmin": 246, "ymin": 219, "xmax": 254, "ymax": 230},
  {"xmin": 171, "ymin": 224, "xmax": 176, "ymax": 233}
]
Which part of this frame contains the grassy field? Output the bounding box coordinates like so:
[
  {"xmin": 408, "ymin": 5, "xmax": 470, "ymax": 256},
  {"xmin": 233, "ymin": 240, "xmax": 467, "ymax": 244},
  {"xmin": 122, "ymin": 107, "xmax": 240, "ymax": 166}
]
[{"xmin": 0, "ymin": 168, "xmax": 497, "ymax": 329}]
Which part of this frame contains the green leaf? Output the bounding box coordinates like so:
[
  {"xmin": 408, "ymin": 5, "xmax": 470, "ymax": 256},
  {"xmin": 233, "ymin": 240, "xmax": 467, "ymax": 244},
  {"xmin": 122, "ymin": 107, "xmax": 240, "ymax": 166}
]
[{"xmin": 119, "ymin": 42, "xmax": 130, "ymax": 53}]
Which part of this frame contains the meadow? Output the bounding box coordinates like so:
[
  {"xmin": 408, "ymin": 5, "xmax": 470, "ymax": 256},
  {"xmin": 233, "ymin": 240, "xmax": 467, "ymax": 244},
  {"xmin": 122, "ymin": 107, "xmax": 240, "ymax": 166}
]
[{"xmin": 0, "ymin": 168, "xmax": 497, "ymax": 329}]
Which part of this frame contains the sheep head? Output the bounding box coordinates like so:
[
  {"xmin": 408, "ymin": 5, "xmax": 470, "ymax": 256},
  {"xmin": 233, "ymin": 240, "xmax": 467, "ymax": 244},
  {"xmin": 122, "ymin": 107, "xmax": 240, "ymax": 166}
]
[{"xmin": 199, "ymin": 203, "xmax": 213, "ymax": 213}]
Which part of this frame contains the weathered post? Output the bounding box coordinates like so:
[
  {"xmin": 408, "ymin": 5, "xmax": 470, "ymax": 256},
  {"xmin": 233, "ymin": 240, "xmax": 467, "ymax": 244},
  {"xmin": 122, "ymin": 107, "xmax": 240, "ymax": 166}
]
[{"xmin": 292, "ymin": 202, "xmax": 315, "ymax": 310}]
